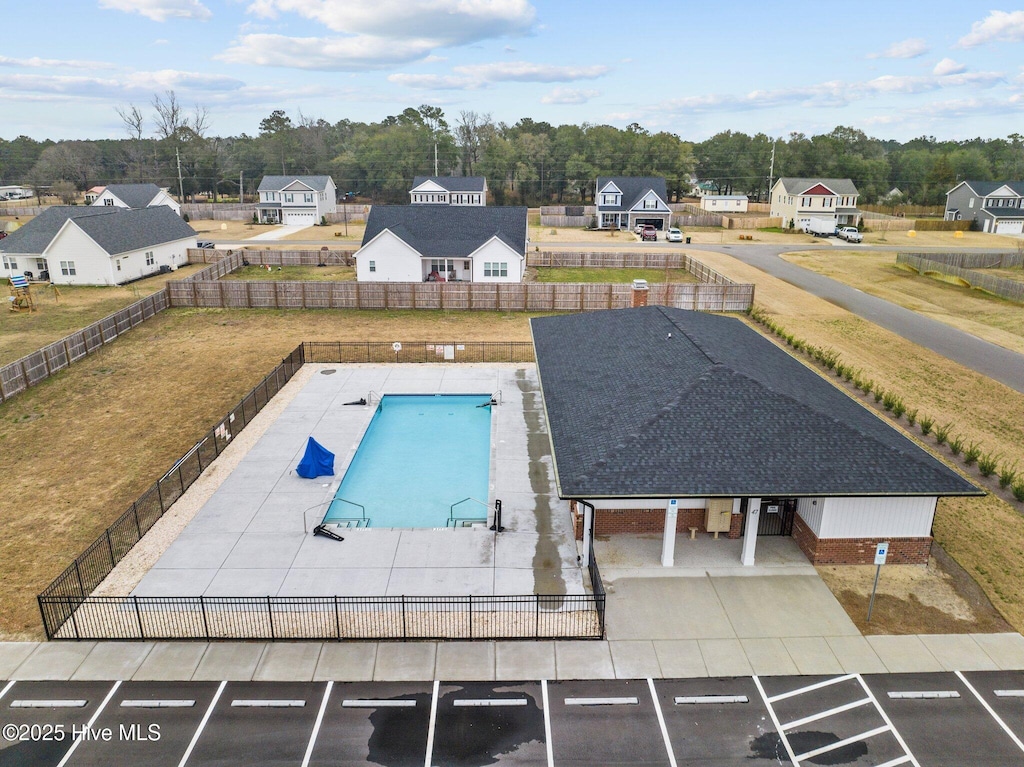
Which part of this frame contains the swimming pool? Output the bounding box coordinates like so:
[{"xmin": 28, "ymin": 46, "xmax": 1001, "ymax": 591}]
[{"xmin": 323, "ymin": 394, "xmax": 493, "ymax": 528}]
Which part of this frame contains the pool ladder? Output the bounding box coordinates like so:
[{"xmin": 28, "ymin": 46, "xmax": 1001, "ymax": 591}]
[
  {"xmin": 448, "ymin": 497, "xmax": 491, "ymax": 528},
  {"xmin": 323, "ymin": 497, "xmax": 369, "ymax": 528}
]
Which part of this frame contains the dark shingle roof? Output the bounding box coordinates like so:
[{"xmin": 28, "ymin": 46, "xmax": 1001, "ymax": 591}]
[
  {"xmin": 776, "ymin": 178, "xmax": 859, "ymax": 196},
  {"xmin": 596, "ymin": 177, "xmax": 669, "ymax": 211},
  {"xmin": 412, "ymin": 176, "xmax": 487, "ymax": 193},
  {"xmin": 361, "ymin": 206, "xmax": 527, "ymax": 257},
  {"xmin": 531, "ymin": 307, "xmax": 981, "ymax": 499},
  {"xmin": 102, "ymin": 183, "xmax": 165, "ymax": 209},
  {"xmin": 958, "ymin": 180, "xmax": 1024, "ymax": 197},
  {"xmin": 257, "ymin": 175, "xmax": 334, "ymax": 193},
  {"xmin": 1, "ymin": 207, "xmax": 116, "ymax": 255}
]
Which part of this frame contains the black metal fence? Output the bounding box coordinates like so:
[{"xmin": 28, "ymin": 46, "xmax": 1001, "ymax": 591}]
[{"xmin": 38, "ymin": 340, "xmax": 606, "ymax": 641}]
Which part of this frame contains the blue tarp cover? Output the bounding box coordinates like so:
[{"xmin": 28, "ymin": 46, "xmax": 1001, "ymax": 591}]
[{"xmin": 296, "ymin": 437, "xmax": 335, "ymax": 479}]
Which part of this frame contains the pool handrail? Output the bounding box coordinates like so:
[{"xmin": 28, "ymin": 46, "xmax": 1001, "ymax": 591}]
[
  {"xmin": 448, "ymin": 496, "xmax": 490, "ymax": 527},
  {"xmin": 323, "ymin": 496, "xmax": 368, "ymax": 527}
]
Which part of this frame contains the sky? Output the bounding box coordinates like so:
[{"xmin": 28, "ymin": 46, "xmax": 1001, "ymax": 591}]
[{"xmin": 3, "ymin": 1, "xmax": 1024, "ymax": 143}]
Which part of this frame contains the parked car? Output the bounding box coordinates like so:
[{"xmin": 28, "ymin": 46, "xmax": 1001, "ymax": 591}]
[
  {"xmin": 666, "ymin": 227, "xmax": 683, "ymax": 243},
  {"xmin": 836, "ymin": 226, "xmax": 863, "ymax": 243},
  {"xmin": 196, "ymin": 240, "xmax": 215, "ymax": 249},
  {"xmin": 641, "ymin": 225, "xmax": 658, "ymax": 241},
  {"xmin": 633, "ymin": 223, "xmax": 644, "ymax": 234}
]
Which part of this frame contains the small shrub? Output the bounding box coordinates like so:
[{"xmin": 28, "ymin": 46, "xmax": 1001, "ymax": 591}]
[
  {"xmin": 892, "ymin": 399, "xmax": 906, "ymax": 419},
  {"xmin": 843, "ymin": 366, "xmax": 856, "ymax": 382},
  {"xmin": 321, "ymin": 215, "xmax": 327, "ymax": 226},
  {"xmin": 882, "ymin": 391, "xmax": 898, "ymax": 411},
  {"xmin": 873, "ymin": 386, "xmax": 884, "ymax": 403},
  {"xmin": 919, "ymin": 415, "xmax": 934, "ymax": 436},
  {"xmin": 182, "ymin": 212, "xmax": 190, "ymax": 223},
  {"xmin": 860, "ymin": 378, "xmax": 874, "ymax": 394},
  {"xmin": 1013, "ymin": 479, "xmax": 1024, "ymax": 503},
  {"xmin": 999, "ymin": 463, "xmax": 1018, "ymax": 489},
  {"xmin": 792, "ymin": 339, "xmax": 804, "ymax": 352},
  {"xmin": 963, "ymin": 441, "xmax": 982, "ymax": 465},
  {"xmin": 934, "ymin": 422, "xmax": 952, "ymax": 445},
  {"xmin": 252, "ymin": 212, "xmax": 258, "ymax": 224},
  {"xmin": 948, "ymin": 435, "xmax": 965, "ymax": 456},
  {"xmin": 835, "ymin": 363, "xmax": 846, "ymax": 378},
  {"xmin": 905, "ymin": 408, "xmax": 918, "ymax": 426},
  {"xmin": 978, "ymin": 452, "xmax": 999, "ymax": 477},
  {"xmin": 820, "ymin": 348, "xmax": 839, "ymax": 370}
]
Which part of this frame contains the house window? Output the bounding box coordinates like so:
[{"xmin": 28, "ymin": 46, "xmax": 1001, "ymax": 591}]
[
  {"xmin": 463, "ymin": 261, "xmax": 470, "ymax": 270},
  {"xmin": 643, "ymin": 198, "xmax": 659, "ymax": 209},
  {"xmin": 802, "ymin": 197, "xmax": 810, "ymax": 207},
  {"xmin": 602, "ymin": 194, "xmax": 618, "ymax": 205},
  {"xmin": 36, "ymin": 259, "xmax": 46, "ymax": 272},
  {"xmin": 2, "ymin": 256, "xmax": 16, "ymax": 271},
  {"xmin": 60, "ymin": 260, "xmax": 76, "ymax": 276},
  {"xmin": 285, "ymin": 194, "xmax": 293, "ymax": 203},
  {"xmin": 369, "ymin": 261, "xmax": 376, "ymax": 273},
  {"xmin": 146, "ymin": 251, "xmax": 155, "ymax": 266},
  {"xmin": 104, "ymin": 198, "xmax": 114, "ymax": 206},
  {"xmin": 116, "ymin": 259, "xmax": 121, "ymax": 272},
  {"xmin": 304, "ymin": 194, "xmax": 313, "ymax": 203},
  {"xmin": 484, "ymin": 262, "xmax": 508, "ymax": 277}
]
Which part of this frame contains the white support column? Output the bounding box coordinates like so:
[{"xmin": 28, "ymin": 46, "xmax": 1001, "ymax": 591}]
[
  {"xmin": 741, "ymin": 498, "xmax": 760, "ymax": 566},
  {"xmin": 661, "ymin": 499, "xmax": 678, "ymax": 567}
]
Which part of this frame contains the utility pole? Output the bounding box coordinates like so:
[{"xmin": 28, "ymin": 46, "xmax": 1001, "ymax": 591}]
[
  {"xmin": 434, "ymin": 143, "xmax": 439, "ymax": 176},
  {"xmin": 175, "ymin": 147, "xmax": 185, "ymax": 204},
  {"xmin": 239, "ymin": 171, "xmax": 244, "ymax": 204},
  {"xmin": 767, "ymin": 139, "xmax": 776, "ymax": 203}
]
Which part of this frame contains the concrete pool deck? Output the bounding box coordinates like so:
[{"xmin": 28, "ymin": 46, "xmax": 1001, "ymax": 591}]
[{"xmin": 130, "ymin": 364, "xmax": 585, "ymax": 599}]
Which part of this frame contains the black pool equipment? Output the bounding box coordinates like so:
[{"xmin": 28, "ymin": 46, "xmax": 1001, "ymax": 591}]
[
  {"xmin": 313, "ymin": 524, "xmax": 344, "ymax": 542},
  {"xmin": 343, "ymin": 398, "xmax": 367, "ymax": 406}
]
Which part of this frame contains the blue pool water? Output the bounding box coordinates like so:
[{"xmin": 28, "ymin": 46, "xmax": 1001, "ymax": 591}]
[{"xmin": 323, "ymin": 394, "xmax": 493, "ymax": 528}]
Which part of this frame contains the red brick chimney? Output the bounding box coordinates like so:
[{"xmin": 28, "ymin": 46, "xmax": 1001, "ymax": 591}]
[{"xmin": 631, "ymin": 279, "xmax": 649, "ymax": 308}]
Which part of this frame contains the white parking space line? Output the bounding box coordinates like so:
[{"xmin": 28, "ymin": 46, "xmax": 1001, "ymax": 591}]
[
  {"xmin": 647, "ymin": 679, "xmax": 677, "ymax": 767},
  {"xmin": 870, "ymin": 756, "xmax": 913, "ymax": 767},
  {"xmin": 301, "ymin": 681, "xmax": 333, "ymax": 767},
  {"xmin": 121, "ymin": 700, "xmax": 196, "ymax": 708},
  {"xmin": 564, "ymin": 697, "xmax": 639, "ymax": 706},
  {"xmin": 955, "ymin": 670, "xmax": 1024, "ymax": 756},
  {"xmin": 855, "ymin": 675, "xmax": 920, "ymax": 767},
  {"xmin": 10, "ymin": 700, "xmax": 88, "ymax": 708},
  {"xmin": 342, "ymin": 699, "xmax": 417, "ymax": 708},
  {"xmin": 994, "ymin": 690, "xmax": 1024, "ymax": 698},
  {"xmin": 752, "ymin": 676, "xmax": 798, "ymax": 766},
  {"xmin": 794, "ymin": 725, "xmax": 891, "ymax": 763},
  {"xmin": 766, "ymin": 673, "xmax": 857, "ymax": 704},
  {"xmin": 230, "ymin": 699, "xmax": 306, "ymax": 707},
  {"xmin": 0, "ymin": 681, "xmax": 14, "ymax": 702},
  {"xmin": 887, "ymin": 691, "xmax": 960, "ymax": 700},
  {"xmin": 177, "ymin": 679, "xmax": 226, "ymax": 767},
  {"xmin": 781, "ymin": 698, "xmax": 872, "ymax": 731},
  {"xmin": 424, "ymin": 679, "xmax": 439, "ymax": 767},
  {"xmin": 541, "ymin": 680, "xmax": 554, "ymax": 767},
  {"xmin": 453, "ymin": 699, "xmax": 528, "ymax": 707},
  {"xmin": 674, "ymin": 695, "xmax": 748, "ymax": 705},
  {"xmin": 56, "ymin": 680, "xmax": 121, "ymax": 767}
]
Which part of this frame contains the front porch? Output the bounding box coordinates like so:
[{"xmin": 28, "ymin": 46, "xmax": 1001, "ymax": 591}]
[
  {"xmin": 257, "ymin": 204, "xmax": 282, "ymax": 224},
  {"xmin": 422, "ymin": 257, "xmax": 472, "ymax": 282}
]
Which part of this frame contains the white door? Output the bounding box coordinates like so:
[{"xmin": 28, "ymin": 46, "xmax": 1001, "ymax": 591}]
[
  {"xmin": 283, "ymin": 211, "xmax": 316, "ymax": 226},
  {"xmin": 995, "ymin": 220, "xmax": 1024, "ymax": 235}
]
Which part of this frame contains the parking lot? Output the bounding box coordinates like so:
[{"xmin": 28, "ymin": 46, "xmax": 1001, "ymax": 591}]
[{"xmin": 2, "ymin": 672, "xmax": 1024, "ymax": 766}]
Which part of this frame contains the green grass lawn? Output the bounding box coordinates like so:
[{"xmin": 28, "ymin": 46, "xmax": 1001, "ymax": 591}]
[
  {"xmin": 532, "ymin": 267, "xmax": 699, "ymax": 283},
  {"xmin": 220, "ymin": 264, "xmax": 356, "ymax": 281}
]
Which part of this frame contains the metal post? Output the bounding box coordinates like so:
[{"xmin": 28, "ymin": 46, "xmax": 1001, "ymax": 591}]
[
  {"xmin": 867, "ymin": 564, "xmax": 882, "ymax": 622},
  {"xmin": 468, "ymin": 594, "xmax": 473, "ymax": 640},
  {"xmin": 401, "ymin": 595, "xmax": 407, "ymax": 640},
  {"xmin": 75, "ymin": 559, "xmax": 86, "ymax": 597},
  {"xmin": 489, "ymin": 499, "xmax": 505, "ymax": 532},
  {"xmin": 200, "ymin": 596, "xmax": 210, "ymax": 639},
  {"xmin": 106, "ymin": 529, "xmax": 116, "ymax": 568},
  {"xmin": 267, "ymin": 596, "xmax": 275, "ymax": 640},
  {"xmin": 132, "ymin": 504, "xmax": 142, "ymax": 540},
  {"xmin": 334, "ymin": 596, "xmax": 341, "ymax": 640},
  {"xmin": 134, "ymin": 596, "xmax": 145, "ymax": 639}
]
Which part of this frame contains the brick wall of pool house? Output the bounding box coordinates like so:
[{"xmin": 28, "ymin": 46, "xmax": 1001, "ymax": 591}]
[{"xmin": 792, "ymin": 512, "xmax": 932, "ymax": 565}]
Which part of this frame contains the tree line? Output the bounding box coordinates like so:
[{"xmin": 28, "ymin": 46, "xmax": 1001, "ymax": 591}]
[{"xmin": 2, "ymin": 93, "xmax": 1022, "ymax": 207}]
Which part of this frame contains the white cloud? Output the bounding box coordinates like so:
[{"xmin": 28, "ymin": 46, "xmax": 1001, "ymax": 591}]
[
  {"xmin": 867, "ymin": 38, "xmax": 928, "ymax": 59},
  {"xmin": 217, "ymin": 34, "xmax": 437, "ymax": 70},
  {"xmin": 933, "ymin": 58, "xmax": 967, "ymax": 76},
  {"xmin": 98, "ymin": 0, "xmax": 212, "ymax": 22},
  {"xmin": 540, "ymin": 87, "xmax": 600, "ymax": 105},
  {"xmin": 0, "ymin": 55, "xmax": 116, "ymax": 70},
  {"xmin": 387, "ymin": 73, "xmax": 478, "ymax": 90},
  {"xmin": 453, "ymin": 61, "xmax": 608, "ymax": 83},
  {"xmin": 154, "ymin": 39, "xmax": 170, "ymax": 45},
  {"xmin": 958, "ymin": 10, "xmax": 1024, "ymax": 47},
  {"xmin": 245, "ymin": 0, "xmax": 535, "ymax": 44},
  {"xmin": 0, "ymin": 70, "xmax": 243, "ymax": 100}
]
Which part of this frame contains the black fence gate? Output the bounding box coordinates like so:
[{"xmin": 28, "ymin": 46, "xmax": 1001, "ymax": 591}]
[{"xmin": 756, "ymin": 498, "xmax": 796, "ymax": 536}]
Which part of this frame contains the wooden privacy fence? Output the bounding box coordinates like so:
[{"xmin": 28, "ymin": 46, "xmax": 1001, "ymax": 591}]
[
  {"xmin": 896, "ymin": 253, "xmax": 1024, "ymax": 303},
  {"xmin": 0, "ymin": 291, "xmax": 168, "ymax": 403},
  {"xmin": 722, "ymin": 215, "xmax": 781, "ymax": 230},
  {"xmin": 187, "ymin": 248, "xmax": 355, "ymax": 265},
  {"xmin": 899, "ymin": 251, "xmax": 1023, "ymax": 269},
  {"xmin": 167, "ymin": 279, "xmax": 753, "ymax": 312},
  {"xmin": 527, "ymin": 251, "xmax": 735, "ymax": 285}
]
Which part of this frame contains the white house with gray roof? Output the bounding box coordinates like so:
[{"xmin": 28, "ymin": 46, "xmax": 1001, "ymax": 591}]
[
  {"xmin": 256, "ymin": 175, "xmax": 337, "ymax": 225},
  {"xmin": 410, "ymin": 176, "xmax": 487, "ymax": 206},
  {"xmin": 355, "ymin": 206, "xmax": 527, "ymax": 283},
  {"xmin": 770, "ymin": 178, "xmax": 860, "ymax": 231},
  {"xmin": 0, "ymin": 206, "xmax": 196, "ymax": 285},
  {"xmin": 944, "ymin": 180, "xmax": 1024, "ymax": 234},
  {"xmin": 91, "ymin": 183, "xmax": 181, "ymax": 216},
  {"xmin": 595, "ymin": 177, "xmax": 671, "ymax": 231}
]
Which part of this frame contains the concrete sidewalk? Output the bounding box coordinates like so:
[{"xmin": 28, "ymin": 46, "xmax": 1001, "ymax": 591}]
[{"xmin": 3, "ymin": 633, "xmax": 1024, "ymax": 682}]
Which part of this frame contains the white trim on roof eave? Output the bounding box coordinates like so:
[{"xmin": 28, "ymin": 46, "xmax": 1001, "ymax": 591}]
[
  {"xmin": 465, "ymin": 234, "xmax": 523, "ymax": 261},
  {"xmin": 597, "ymin": 180, "xmax": 622, "ymax": 195},
  {"xmin": 356, "ymin": 227, "xmax": 424, "ymax": 258},
  {"xmin": 42, "ymin": 219, "xmax": 108, "ymax": 258}
]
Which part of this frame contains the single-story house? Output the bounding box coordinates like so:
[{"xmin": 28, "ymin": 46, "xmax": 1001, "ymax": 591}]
[
  {"xmin": 0, "ymin": 206, "xmax": 196, "ymax": 285},
  {"xmin": 355, "ymin": 205, "xmax": 527, "ymax": 283},
  {"xmin": 944, "ymin": 181, "xmax": 1024, "ymax": 235},
  {"xmin": 256, "ymin": 175, "xmax": 337, "ymax": 225},
  {"xmin": 91, "ymin": 183, "xmax": 181, "ymax": 216},
  {"xmin": 84, "ymin": 186, "xmax": 105, "ymax": 204},
  {"xmin": 410, "ymin": 176, "xmax": 487, "ymax": 206},
  {"xmin": 769, "ymin": 178, "xmax": 860, "ymax": 230},
  {"xmin": 530, "ymin": 304, "xmax": 981, "ymax": 568},
  {"xmin": 595, "ymin": 177, "xmax": 671, "ymax": 231},
  {"xmin": 700, "ymin": 194, "xmax": 749, "ymax": 212}
]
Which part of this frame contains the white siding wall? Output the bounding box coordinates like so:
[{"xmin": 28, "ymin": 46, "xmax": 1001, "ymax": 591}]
[
  {"xmin": 469, "ymin": 239, "xmax": 524, "ymax": 282},
  {"xmin": 151, "ymin": 191, "xmax": 181, "ymax": 215},
  {"xmin": 44, "ymin": 223, "xmax": 114, "ymax": 285},
  {"xmin": 92, "ymin": 189, "xmax": 129, "ymax": 209},
  {"xmin": 590, "ymin": 498, "xmax": 707, "ymax": 510},
  {"xmin": 355, "ymin": 231, "xmax": 423, "ymax": 282},
  {"xmin": 110, "ymin": 238, "xmax": 193, "ymax": 284},
  {"xmin": 795, "ymin": 498, "xmax": 824, "ymax": 535},
  {"xmin": 819, "ymin": 496, "xmax": 936, "ymax": 538}
]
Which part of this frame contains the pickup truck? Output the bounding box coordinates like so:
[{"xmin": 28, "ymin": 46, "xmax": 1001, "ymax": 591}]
[
  {"xmin": 836, "ymin": 226, "xmax": 863, "ymax": 243},
  {"xmin": 641, "ymin": 225, "xmax": 658, "ymax": 241}
]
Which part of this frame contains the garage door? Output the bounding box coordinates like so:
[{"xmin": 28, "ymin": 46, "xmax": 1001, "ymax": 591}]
[
  {"xmin": 995, "ymin": 220, "xmax": 1024, "ymax": 235},
  {"xmin": 283, "ymin": 211, "xmax": 316, "ymax": 226},
  {"xmin": 635, "ymin": 217, "xmax": 665, "ymax": 230}
]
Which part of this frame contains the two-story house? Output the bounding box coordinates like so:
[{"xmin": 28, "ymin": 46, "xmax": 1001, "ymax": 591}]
[
  {"xmin": 770, "ymin": 178, "xmax": 860, "ymax": 231},
  {"xmin": 256, "ymin": 176, "xmax": 337, "ymax": 225},
  {"xmin": 595, "ymin": 177, "xmax": 671, "ymax": 231},
  {"xmin": 90, "ymin": 183, "xmax": 181, "ymax": 216},
  {"xmin": 409, "ymin": 176, "xmax": 487, "ymax": 205},
  {"xmin": 944, "ymin": 181, "xmax": 1024, "ymax": 235}
]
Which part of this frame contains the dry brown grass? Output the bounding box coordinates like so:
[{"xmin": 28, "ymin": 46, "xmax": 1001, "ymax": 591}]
[
  {"xmin": 0, "ymin": 308, "xmax": 537, "ymax": 638},
  {"xmin": 862, "ymin": 229, "xmax": 1021, "ymax": 248}
]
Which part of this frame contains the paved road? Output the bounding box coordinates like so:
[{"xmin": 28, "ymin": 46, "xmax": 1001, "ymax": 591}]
[{"xmin": 3, "ymin": 673, "xmax": 1024, "ymax": 765}]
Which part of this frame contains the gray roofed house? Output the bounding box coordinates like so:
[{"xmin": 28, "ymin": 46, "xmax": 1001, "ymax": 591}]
[
  {"xmin": 256, "ymin": 175, "xmax": 337, "ymax": 225},
  {"xmin": 91, "ymin": 183, "xmax": 181, "ymax": 215},
  {"xmin": 770, "ymin": 178, "xmax": 861, "ymax": 229},
  {"xmin": 356, "ymin": 205, "xmax": 527, "ymax": 282},
  {"xmin": 410, "ymin": 176, "xmax": 488, "ymax": 206},
  {"xmin": 257, "ymin": 175, "xmax": 335, "ymax": 193},
  {"xmin": 530, "ymin": 305, "xmax": 980, "ymax": 566},
  {"xmin": 944, "ymin": 180, "xmax": 1024, "ymax": 234},
  {"xmin": 595, "ymin": 176, "xmax": 671, "ymax": 231},
  {"xmin": 0, "ymin": 206, "xmax": 195, "ymax": 285}
]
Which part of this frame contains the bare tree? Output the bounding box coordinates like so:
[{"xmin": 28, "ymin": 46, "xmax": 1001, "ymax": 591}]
[
  {"xmin": 116, "ymin": 103, "xmax": 149, "ymax": 182},
  {"xmin": 152, "ymin": 90, "xmax": 185, "ymax": 140},
  {"xmin": 116, "ymin": 103, "xmax": 145, "ymax": 141},
  {"xmin": 457, "ymin": 111, "xmax": 491, "ymax": 176}
]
